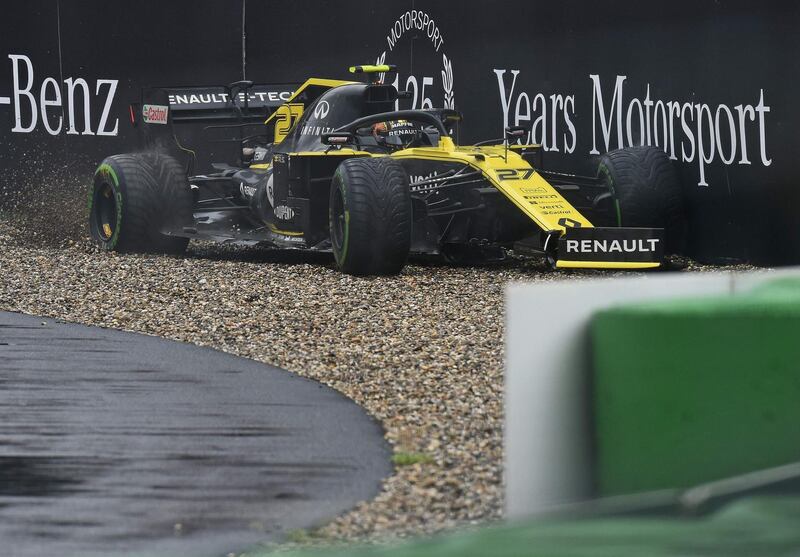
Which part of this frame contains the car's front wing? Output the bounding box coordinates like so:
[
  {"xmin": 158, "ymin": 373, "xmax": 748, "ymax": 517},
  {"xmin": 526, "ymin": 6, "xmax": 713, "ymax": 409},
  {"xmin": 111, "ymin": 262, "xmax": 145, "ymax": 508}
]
[{"xmin": 391, "ymin": 139, "xmax": 665, "ymax": 270}]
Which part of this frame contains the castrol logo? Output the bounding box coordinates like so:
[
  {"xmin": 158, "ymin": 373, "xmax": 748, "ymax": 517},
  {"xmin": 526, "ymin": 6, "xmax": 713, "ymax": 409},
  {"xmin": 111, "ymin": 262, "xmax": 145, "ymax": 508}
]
[{"xmin": 142, "ymin": 104, "xmax": 169, "ymax": 125}]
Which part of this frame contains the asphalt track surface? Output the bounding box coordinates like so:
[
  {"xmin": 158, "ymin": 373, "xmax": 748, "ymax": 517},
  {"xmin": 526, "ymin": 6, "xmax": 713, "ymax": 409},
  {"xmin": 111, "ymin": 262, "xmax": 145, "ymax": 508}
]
[{"xmin": 0, "ymin": 311, "xmax": 391, "ymax": 557}]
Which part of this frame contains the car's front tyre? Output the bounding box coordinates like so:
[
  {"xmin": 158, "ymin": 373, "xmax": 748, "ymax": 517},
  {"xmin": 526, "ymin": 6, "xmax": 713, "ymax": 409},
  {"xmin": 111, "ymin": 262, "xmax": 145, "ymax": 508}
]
[
  {"xmin": 329, "ymin": 157, "xmax": 412, "ymax": 275},
  {"xmin": 598, "ymin": 146, "xmax": 688, "ymax": 254}
]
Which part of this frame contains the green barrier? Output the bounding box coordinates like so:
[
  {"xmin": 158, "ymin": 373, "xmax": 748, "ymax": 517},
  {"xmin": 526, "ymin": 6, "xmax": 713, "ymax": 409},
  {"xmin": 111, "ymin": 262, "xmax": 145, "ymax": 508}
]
[
  {"xmin": 253, "ymin": 496, "xmax": 800, "ymax": 557},
  {"xmin": 591, "ymin": 278, "xmax": 800, "ymax": 495}
]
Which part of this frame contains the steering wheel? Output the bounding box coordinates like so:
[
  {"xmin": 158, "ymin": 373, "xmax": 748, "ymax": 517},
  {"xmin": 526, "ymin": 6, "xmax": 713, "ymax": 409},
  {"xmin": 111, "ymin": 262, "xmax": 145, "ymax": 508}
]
[{"xmin": 403, "ymin": 126, "xmax": 439, "ymax": 149}]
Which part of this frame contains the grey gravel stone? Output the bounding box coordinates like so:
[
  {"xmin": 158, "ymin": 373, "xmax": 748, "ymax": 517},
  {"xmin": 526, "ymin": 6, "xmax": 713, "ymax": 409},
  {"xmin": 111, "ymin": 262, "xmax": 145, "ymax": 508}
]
[{"xmin": 0, "ymin": 219, "xmax": 759, "ymax": 543}]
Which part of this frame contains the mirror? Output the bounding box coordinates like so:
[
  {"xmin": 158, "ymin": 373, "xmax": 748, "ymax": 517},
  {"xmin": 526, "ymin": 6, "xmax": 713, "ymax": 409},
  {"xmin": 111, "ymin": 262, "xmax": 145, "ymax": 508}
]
[
  {"xmin": 505, "ymin": 125, "xmax": 528, "ymax": 139},
  {"xmin": 322, "ymin": 132, "xmax": 355, "ymax": 146}
]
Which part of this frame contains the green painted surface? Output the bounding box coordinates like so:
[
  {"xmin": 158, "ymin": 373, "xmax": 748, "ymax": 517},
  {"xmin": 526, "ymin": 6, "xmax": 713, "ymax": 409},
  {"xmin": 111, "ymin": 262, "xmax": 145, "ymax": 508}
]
[
  {"xmin": 248, "ymin": 497, "xmax": 800, "ymax": 557},
  {"xmin": 591, "ymin": 278, "xmax": 800, "ymax": 495}
]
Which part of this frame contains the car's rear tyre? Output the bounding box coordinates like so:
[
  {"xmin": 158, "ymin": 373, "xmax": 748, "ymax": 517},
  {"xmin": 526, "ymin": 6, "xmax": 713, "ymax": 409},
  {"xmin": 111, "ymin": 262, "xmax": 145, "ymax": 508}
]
[
  {"xmin": 598, "ymin": 146, "xmax": 688, "ymax": 254},
  {"xmin": 89, "ymin": 153, "xmax": 193, "ymax": 254},
  {"xmin": 329, "ymin": 157, "xmax": 412, "ymax": 275}
]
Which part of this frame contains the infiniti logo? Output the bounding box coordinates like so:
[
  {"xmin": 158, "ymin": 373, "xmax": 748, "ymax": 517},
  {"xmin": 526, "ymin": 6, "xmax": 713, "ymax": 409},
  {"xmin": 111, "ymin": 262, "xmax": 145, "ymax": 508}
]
[{"xmin": 313, "ymin": 100, "xmax": 330, "ymax": 119}]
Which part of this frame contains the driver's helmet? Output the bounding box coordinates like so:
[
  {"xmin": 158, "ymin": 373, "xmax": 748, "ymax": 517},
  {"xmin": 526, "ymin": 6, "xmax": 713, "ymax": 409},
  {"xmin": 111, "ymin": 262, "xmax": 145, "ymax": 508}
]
[{"xmin": 372, "ymin": 119, "xmax": 422, "ymax": 147}]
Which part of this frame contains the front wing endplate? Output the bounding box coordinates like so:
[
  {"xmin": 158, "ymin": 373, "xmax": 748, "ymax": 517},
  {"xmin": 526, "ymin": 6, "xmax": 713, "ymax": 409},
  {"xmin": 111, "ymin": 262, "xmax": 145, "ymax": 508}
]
[{"xmin": 556, "ymin": 227, "xmax": 665, "ymax": 269}]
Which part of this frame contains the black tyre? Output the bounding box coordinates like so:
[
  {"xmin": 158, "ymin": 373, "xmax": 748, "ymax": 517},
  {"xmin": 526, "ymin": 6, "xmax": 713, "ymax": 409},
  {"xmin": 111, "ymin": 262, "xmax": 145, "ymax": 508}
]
[
  {"xmin": 598, "ymin": 146, "xmax": 688, "ymax": 254},
  {"xmin": 329, "ymin": 157, "xmax": 412, "ymax": 275},
  {"xmin": 89, "ymin": 153, "xmax": 193, "ymax": 254}
]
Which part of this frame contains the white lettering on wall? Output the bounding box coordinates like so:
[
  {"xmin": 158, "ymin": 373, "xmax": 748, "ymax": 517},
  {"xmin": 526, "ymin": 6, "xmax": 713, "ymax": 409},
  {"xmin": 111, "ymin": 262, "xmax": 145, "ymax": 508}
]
[
  {"xmin": 494, "ymin": 69, "xmax": 773, "ymax": 187},
  {"xmin": 5, "ymin": 53, "xmax": 119, "ymax": 136},
  {"xmin": 494, "ymin": 69, "xmax": 577, "ymax": 153}
]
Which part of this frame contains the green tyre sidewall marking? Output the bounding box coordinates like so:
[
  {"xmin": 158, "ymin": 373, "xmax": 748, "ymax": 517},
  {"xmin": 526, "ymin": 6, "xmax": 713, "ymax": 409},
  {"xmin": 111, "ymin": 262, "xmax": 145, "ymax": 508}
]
[
  {"xmin": 598, "ymin": 163, "xmax": 622, "ymax": 227},
  {"xmin": 333, "ymin": 170, "xmax": 350, "ymax": 267},
  {"xmin": 92, "ymin": 162, "xmax": 124, "ymax": 250}
]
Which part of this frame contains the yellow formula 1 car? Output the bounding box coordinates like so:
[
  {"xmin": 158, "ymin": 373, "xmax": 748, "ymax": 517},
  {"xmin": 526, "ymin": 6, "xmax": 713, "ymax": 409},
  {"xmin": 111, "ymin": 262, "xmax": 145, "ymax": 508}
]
[{"xmin": 89, "ymin": 65, "xmax": 687, "ymax": 275}]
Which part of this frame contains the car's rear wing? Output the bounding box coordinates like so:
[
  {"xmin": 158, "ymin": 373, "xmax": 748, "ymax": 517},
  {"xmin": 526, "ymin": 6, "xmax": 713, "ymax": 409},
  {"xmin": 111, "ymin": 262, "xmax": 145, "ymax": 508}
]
[
  {"xmin": 131, "ymin": 84, "xmax": 297, "ymax": 125},
  {"xmin": 128, "ymin": 84, "xmax": 298, "ymax": 171},
  {"xmin": 162, "ymin": 84, "xmax": 297, "ymax": 123}
]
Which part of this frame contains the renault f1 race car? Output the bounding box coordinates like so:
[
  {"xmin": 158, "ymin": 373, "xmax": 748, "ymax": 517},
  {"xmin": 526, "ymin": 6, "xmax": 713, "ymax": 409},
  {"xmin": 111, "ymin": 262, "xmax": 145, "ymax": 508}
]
[{"xmin": 89, "ymin": 65, "xmax": 687, "ymax": 275}]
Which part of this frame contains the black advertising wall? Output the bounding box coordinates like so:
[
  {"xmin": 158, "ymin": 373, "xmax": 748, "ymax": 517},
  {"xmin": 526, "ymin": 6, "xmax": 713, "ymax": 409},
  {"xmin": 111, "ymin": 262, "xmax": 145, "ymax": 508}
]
[{"xmin": 0, "ymin": 0, "xmax": 798, "ymax": 264}]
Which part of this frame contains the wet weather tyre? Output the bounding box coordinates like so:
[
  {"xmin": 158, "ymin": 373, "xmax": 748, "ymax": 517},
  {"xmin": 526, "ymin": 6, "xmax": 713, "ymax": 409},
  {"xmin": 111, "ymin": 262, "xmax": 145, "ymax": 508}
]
[
  {"xmin": 598, "ymin": 146, "xmax": 688, "ymax": 254},
  {"xmin": 89, "ymin": 153, "xmax": 193, "ymax": 254},
  {"xmin": 329, "ymin": 157, "xmax": 412, "ymax": 276}
]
